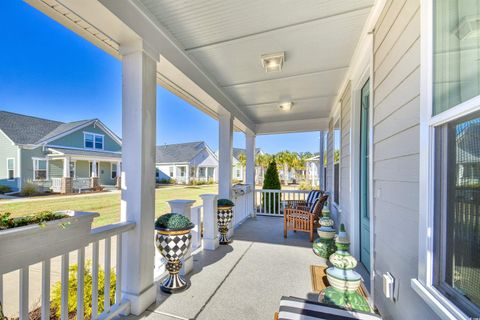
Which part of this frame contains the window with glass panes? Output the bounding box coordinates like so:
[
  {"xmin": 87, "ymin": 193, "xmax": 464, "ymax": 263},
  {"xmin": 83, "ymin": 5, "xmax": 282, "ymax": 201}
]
[{"xmin": 431, "ymin": 1, "xmax": 480, "ymax": 316}]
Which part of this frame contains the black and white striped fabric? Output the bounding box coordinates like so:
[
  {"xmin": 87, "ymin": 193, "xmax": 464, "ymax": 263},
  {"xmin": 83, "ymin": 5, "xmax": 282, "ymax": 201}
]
[
  {"xmin": 306, "ymin": 191, "xmax": 322, "ymax": 207},
  {"xmin": 309, "ymin": 198, "xmax": 319, "ymax": 213},
  {"xmin": 278, "ymin": 296, "xmax": 382, "ymax": 320}
]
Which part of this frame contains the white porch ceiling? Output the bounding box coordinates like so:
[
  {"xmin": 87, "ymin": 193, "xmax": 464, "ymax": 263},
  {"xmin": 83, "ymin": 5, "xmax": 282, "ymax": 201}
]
[
  {"xmin": 138, "ymin": 0, "xmax": 374, "ymax": 130},
  {"xmin": 26, "ymin": 0, "xmax": 375, "ymax": 134}
]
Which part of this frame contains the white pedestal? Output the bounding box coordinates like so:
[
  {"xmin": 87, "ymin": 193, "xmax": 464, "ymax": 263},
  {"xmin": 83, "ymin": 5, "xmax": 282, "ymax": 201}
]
[{"xmin": 167, "ymin": 200, "xmax": 195, "ymax": 275}]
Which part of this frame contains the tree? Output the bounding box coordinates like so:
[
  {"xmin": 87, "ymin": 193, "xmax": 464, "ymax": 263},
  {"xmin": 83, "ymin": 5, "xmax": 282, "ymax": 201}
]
[
  {"xmin": 276, "ymin": 151, "xmax": 295, "ymax": 185},
  {"xmin": 255, "ymin": 153, "xmax": 271, "ymax": 184},
  {"xmin": 262, "ymin": 158, "xmax": 281, "ymax": 212},
  {"xmin": 238, "ymin": 152, "xmax": 247, "ymax": 181}
]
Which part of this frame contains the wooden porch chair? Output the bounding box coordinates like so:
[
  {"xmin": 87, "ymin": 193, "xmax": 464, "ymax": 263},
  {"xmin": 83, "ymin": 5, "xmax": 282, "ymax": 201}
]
[{"xmin": 284, "ymin": 194, "xmax": 328, "ymax": 242}]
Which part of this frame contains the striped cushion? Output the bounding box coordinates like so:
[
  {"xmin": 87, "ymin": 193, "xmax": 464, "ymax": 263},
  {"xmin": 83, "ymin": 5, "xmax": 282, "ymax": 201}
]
[
  {"xmin": 309, "ymin": 198, "xmax": 319, "ymax": 213},
  {"xmin": 278, "ymin": 296, "xmax": 382, "ymax": 320},
  {"xmin": 307, "ymin": 191, "xmax": 320, "ymax": 206}
]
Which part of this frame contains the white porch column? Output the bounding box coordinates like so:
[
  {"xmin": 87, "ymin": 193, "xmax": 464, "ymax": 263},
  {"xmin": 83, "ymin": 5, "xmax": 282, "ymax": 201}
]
[
  {"xmin": 218, "ymin": 112, "xmax": 233, "ymax": 199},
  {"xmin": 91, "ymin": 160, "xmax": 98, "ymax": 178},
  {"xmin": 167, "ymin": 200, "xmax": 195, "ymax": 275},
  {"xmin": 246, "ymin": 131, "xmax": 256, "ymax": 218},
  {"xmin": 200, "ymin": 194, "xmax": 219, "ymax": 250},
  {"xmin": 120, "ymin": 41, "xmax": 158, "ymax": 315},
  {"xmin": 63, "ymin": 156, "xmax": 71, "ymax": 178},
  {"xmin": 319, "ymin": 131, "xmax": 325, "ymax": 190}
]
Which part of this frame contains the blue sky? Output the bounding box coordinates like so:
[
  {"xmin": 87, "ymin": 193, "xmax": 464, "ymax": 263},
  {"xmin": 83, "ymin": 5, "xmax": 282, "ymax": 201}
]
[{"xmin": 0, "ymin": 1, "xmax": 320, "ymax": 153}]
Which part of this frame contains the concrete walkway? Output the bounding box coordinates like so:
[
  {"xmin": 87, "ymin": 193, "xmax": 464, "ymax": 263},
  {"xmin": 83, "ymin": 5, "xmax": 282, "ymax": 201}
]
[{"xmin": 127, "ymin": 216, "xmax": 326, "ymax": 320}]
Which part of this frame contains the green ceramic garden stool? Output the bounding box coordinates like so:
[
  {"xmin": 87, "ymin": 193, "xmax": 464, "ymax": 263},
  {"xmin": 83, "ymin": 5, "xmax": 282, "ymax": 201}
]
[
  {"xmin": 319, "ymin": 224, "xmax": 371, "ymax": 312},
  {"xmin": 313, "ymin": 207, "xmax": 336, "ymax": 259}
]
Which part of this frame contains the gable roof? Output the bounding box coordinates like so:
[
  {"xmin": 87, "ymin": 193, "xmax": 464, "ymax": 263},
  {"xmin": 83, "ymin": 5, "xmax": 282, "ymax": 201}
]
[
  {"xmin": 0, "ymin": 111, "xmax": 64, "ymax": 145},
  {"xmin": 0, "ymin": 111, "xmax": 120, "ymax": 146},
  {"xmin": 232, "ymin": 147, "xmax": 263, "ymax": 161},
  {"xmin": 156, "ymin": 141, "xmax": 209, "ymax": 163}
]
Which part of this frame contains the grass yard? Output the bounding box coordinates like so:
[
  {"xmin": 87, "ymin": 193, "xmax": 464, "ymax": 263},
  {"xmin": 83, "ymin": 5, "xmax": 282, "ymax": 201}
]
[{"xmin": 0, "ymin": 184, "xmax": 218, "ymax": 227}]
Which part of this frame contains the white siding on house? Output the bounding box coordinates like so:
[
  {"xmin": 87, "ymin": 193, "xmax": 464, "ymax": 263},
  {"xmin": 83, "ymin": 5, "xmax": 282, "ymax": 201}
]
[{"xmin": 371, "ymin": 0, "xmax": 436, "ymax": 319}]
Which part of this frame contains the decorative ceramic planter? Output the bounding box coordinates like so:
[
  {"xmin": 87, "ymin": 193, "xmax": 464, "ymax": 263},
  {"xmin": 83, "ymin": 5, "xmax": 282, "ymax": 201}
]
[
  {"xmin": 217, "ymin": 199, "xmax": 235, "ymax": 244},
  {"xmin": 319, "ymin": 224, "xmax": 371, "ymax": 312},
  {"xmin": 0, "ymin": 211, "xmax": 99, "ymax": 275},
  {"xmin": 313, "ymin": 209, "xmax": 336, "ymax": 259},
  {"xmin": 155, "ymin": 214, "xmax": 194, "ymax": 293}
]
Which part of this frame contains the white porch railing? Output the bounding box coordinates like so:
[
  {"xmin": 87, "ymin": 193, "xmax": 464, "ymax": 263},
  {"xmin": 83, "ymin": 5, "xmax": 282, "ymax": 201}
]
[
  {"xmin": 0, "ymin": 221, "xmax": 135, "ymax": 320},
  {"xmin": 254, "ymin": 189, "xmax": 310, "ymax": 216},
  {"xmin": 73, "ymin": 178, "xmax": 92, "ymax": 192},
  {"xmin": 51, "ymin": 178, "xmax": 62, "ymax": 193}
]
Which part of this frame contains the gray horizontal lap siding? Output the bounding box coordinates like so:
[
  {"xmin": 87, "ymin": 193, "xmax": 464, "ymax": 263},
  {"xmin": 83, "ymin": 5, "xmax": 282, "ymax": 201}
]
[
  {"xmin": 372, "ymin": 0, "xmax": 436, "ymax": 319},
  {"xmin": 48, "ymin": 123, "xmax": 121, "ymax": 152},
  {"xmin": 20, "ymin": 147, "xmax": 51, "ymax": 189},
  {"xmin": 0, "ymin": 131, "xmax": 19, "ymax": 191}
]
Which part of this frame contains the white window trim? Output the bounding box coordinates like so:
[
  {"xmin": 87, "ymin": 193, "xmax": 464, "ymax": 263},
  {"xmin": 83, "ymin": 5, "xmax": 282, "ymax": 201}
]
[
  {"xmin": 83, "ymin": 132, "xmax": 105, "ymax": 150},
  {"xmin": 6, "ymin": 157, "xmax": 15, "ymax": 181},
  {"xmin": 416, "ymin": 2, "xmax": 478, "ymax": 319},
  {"xmin": 32, "ymin": 158, "xmax": 48, "ymax": 181}
]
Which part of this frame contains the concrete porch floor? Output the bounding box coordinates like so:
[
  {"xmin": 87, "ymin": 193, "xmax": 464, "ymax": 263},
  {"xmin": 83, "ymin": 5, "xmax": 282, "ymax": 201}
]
[{"xmin": 126, "ymin": 216, "xmax": 327, "ymax": 320}]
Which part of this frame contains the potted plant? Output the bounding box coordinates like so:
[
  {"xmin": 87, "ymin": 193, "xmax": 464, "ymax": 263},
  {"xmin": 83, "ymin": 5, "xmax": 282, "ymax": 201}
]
[
  {"xmin": 0, "ymin": 211, "xmax": 99, "ymax": 275},
  {"xmin": 155, "ymin": 213, "xmax": 194, "ymax": 293},
  {"xmin": 217, "ymin": 199, "xmax": 235, "ymax": 244}
]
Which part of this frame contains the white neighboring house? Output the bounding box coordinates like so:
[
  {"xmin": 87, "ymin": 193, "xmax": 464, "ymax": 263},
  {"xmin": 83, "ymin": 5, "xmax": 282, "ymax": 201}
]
[
  {"xmin": 232, "ymin": 147, "xmax": 265, "ymax": 183},
  {"xmin": 305, "ymin": 155, "xmax": 320, "ymax": 187},
  {"xmin": 156, "ymin": 141, "xmax": 218, "ymax": 184}
]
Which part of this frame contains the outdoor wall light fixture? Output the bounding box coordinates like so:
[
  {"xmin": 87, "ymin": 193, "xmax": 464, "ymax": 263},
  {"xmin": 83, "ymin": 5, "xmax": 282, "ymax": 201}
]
[
  {"xmin": 261, "ymin": 52, "xmax": 285, "ymax": 72},
  {"xmin": 279, "ymin": 102, "xmax": 293, "ymax": 111}
]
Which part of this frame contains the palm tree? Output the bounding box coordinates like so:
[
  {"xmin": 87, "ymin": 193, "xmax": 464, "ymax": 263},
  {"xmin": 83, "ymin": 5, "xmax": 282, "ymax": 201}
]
[
  {"xmin": 276, "ymin": 151, "xmax": 295, "ymax": 185},
  {"xmin": 255, "ymin": 153, "xmax": 271, "ymax": 184},
  {"xmin": 238, "ymin": 152, "xmax": 247, "ymax": 182}
]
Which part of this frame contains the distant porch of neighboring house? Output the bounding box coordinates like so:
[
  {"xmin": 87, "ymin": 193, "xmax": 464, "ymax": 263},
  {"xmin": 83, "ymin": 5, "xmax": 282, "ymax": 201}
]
[{"xmin": 42, "ymin": 148, "xmax": 121, "ymax": 193}]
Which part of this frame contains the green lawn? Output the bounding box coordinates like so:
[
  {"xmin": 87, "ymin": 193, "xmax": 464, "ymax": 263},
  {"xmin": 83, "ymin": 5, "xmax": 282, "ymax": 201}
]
[{"xmin": 0, "ymin": 185, "xmax": 218, "ymax": 227}]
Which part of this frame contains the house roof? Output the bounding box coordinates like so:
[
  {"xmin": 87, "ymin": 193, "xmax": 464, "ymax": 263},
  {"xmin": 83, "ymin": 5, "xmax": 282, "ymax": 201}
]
[
  {"xmin": 49, "ymin": 147, "xmax": 122, "ymax": 159},
  {"xmin": 0, "ymin": 111, "xmax": 64, "ymax": 145},
  {"xmin": 156, "ymin": 141, "xmax": 208, "ymax": 163},
  {"xmin": 0, "ymin": 111, "xmax": 94, "ymax": 145},
  {"xmin": 232, "ymin": 147, "xmax": 263, "ymax": 161}
]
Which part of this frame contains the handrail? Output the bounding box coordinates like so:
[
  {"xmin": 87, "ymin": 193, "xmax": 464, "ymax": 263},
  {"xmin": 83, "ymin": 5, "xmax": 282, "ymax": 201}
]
[
  {"xmin": 254, "ymin": 189, "xmax": 310, "ymax": 216},
  {"xmin": 0, "ymin": 219, "xmax": 135, "ymax": 320}
]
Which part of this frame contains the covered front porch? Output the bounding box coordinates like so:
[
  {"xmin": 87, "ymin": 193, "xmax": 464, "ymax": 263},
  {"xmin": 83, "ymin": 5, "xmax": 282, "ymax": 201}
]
[
  {"xmin": 130, "ymin": 216, "xmax": 325, "ymax": 320},
  {"xmin": 2, "ymin": 0, "xmax": 392, "ymax": 319},
  {"xmin": 47, "ymin": 148, "xmax": 121, "ymax": 193}
]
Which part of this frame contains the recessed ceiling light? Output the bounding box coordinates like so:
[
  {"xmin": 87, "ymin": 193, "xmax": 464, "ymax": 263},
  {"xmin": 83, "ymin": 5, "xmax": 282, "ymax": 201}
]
[
  {"xmin": 261, "ymin": 52, "xmax": 285, "ymax": 72},
  {"xmin": 279, "ymin": 102, "xmax": 293, "ymax": 111}
]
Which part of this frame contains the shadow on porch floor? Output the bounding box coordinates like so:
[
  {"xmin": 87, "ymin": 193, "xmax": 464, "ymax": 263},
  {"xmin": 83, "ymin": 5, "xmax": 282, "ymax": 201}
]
[{"xmin": 125, "ymin": 216, "xmax": 326, "ymax": 320}]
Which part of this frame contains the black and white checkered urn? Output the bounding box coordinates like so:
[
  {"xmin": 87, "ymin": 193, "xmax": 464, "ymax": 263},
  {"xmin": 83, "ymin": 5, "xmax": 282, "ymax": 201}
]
[
  {"xmin": 155, "ymin": 225, "xmax": 194, "ymax": 293},
  {"xmin": 217, "ymin": 205, "xmax": 234, "ymax": 244}
]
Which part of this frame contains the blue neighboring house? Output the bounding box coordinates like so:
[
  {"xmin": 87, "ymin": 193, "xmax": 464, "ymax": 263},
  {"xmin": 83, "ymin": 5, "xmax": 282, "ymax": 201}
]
[{"xmin": 0, "ymin": 111, "xmax": 122, "ymax": 193}]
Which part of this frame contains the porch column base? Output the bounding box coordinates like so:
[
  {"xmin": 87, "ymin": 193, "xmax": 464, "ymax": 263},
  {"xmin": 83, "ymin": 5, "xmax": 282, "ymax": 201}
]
[
  {"xmin": 122, "ymin": 284, "xmax": 156, "ymax": 315},
  {"xmin": 203, "ymin": 238, "xmax": 219, "ymax": 250},
  {"xmin": 61, "ymin": 177, "xmax": 72, "ymax": 194},
  {"xmin": 200, "ymin": 194, "xmax": 219, "ymax": 251},
  {"xmin": 90, "ymin": 177, "xmax": 99, "ymax": 189}
]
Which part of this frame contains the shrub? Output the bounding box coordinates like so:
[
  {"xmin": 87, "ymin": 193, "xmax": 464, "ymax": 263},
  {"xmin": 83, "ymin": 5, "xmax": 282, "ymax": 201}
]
[
  {"xmin": 0, "ymin": 211, "xmax": 67, "ymax": 230},
  {"xmin": 158, "ymin": 178, "xmax": 176, "ymax": 184},
  {"xmin": 217, "ymin": 199, "xmax": 235, "ymax": 207},
  {"xmin": 262, "ymin": 159, "xmax": 281, "ymax": 212},
  {"xmin": 21, "ymin": 182, "xmax": 39, "ymax": 197},
  {"xmin": 0, "ymin": 185, "xmax": 11, "ymax": 194},
  {"xmin": 51, "ymin": 262, "xmax": 115, "ymax": 319},
  {"xmin": 155, "ymin": 213, "xmax": 193, "ymax": 230}
]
